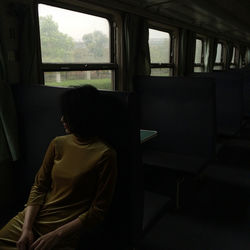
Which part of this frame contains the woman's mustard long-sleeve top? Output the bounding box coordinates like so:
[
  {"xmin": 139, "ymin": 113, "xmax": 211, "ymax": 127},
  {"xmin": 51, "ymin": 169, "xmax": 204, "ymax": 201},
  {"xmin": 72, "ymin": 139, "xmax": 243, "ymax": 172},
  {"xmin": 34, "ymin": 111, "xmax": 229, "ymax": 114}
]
[{"xmin": 26, "ymin": 134, "xmax": 117, "ymax": 235}]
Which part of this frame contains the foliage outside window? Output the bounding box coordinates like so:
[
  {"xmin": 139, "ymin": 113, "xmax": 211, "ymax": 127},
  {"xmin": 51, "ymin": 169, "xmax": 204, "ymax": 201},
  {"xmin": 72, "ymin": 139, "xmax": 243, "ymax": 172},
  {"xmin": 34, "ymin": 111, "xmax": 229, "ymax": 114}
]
[
  {"xmin": 194, "ymin": 38, "xmax": 204, "ymax": 72},
  {"xmin": 149, "ymin": 28, "xmax": 174, "ymax": 76},
  {"xmin": 38, "ymin": 3, "xmax": 116, "ymax": 90},
  {"xmin": 213, "ymin": 42, "xmax": 224, "ymax": 71}
]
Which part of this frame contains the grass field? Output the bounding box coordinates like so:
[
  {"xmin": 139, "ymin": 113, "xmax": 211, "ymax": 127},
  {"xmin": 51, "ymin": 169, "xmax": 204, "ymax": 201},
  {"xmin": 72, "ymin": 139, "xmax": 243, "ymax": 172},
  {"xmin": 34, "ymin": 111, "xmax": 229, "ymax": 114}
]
[{"xmin": 45, "ymin": 78, "xmax": 112, "ymax": 90}]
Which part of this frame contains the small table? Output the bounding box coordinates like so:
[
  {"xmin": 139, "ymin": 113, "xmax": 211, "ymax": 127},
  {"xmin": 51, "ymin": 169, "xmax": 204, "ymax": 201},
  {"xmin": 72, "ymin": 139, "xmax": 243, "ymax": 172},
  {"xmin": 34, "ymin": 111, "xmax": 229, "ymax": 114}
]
[{"xmin": 140, "ymin": 129, "xmax": 158, "ymax": 144}]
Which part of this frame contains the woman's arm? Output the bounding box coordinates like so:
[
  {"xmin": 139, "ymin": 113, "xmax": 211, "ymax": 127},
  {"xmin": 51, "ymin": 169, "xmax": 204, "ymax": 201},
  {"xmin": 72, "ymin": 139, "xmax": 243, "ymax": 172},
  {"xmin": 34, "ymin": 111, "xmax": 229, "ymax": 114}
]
[
  {"xmin": 30, "ymin": 218, "xmax": 83, "ymax": 250},
  {"xmin": 26, "ymin": 139, "xmax": 55, "ymax": 207},
  {"xmin": 23, "ymin": 205, "xmax": 41, "ymax": 231},
  {"xmin": 17, "ymin": 205, "xmax": 41, "ymax": 250},
  {"xmin": 17, "ymin": 139, "xmax": 56, "ymax": 249}
]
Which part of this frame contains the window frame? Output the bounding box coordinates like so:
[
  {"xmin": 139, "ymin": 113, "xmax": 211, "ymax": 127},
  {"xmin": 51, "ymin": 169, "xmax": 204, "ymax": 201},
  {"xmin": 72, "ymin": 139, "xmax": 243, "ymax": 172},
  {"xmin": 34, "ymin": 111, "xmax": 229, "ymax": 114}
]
[
  {"xmin": 36, "ymin": 0, "xmax": 119, "ymax": 90},
  {"xmin": 213, "ymin": 41, "xmax": 225, "ymax": 71},
  {"xmin": 194, "ymin": 37, "xmax": 205, "ymax": 72},
  {"xmin": 148, "ymin": 21, "xmax": 177, "ymax": 76}
]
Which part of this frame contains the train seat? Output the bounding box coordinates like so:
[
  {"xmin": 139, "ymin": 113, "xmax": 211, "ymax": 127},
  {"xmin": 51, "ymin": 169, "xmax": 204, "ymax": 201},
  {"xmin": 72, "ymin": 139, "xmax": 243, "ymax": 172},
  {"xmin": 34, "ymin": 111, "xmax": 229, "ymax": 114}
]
[
  {"xmin": 135, "ymin": 76, "xmax": 216, "ymax": 168},
  {"xmin": 216, "ymin": 138, "xmax": 250, "ymax": 165},
  {"xmin": 196, "ymin": 162, "xmax": 250, "ymax": 218},
  {"xmin": 193, "ymin": 71, "xmax": 244, "ymax": 137},
  {"xmin": 201, "ymin": 163, "xmax": 250, "ymax": 209},
  {"xmin": 241, "ymin": 68, "xmax": 250, "ymax": 118},
  {"xmin": 10, "ymin": 85, "xmax": 144, "ymax": 249},
  {"xmin": 142, "ymin": 150, "xmax": 208, "ymax": 175},
  {"xmin": 9, "ymin": 84, "xmax": 171, "ymax": 249},
  {"xmin": 193, "ymin": 71, "xmax": 250, "ymax": 164},
  {"xmin": 135, "ymin": 76, "xmax": 216, "ymax": 206},
  {"xmin": 202, "ymin": 164, "xmax": 250, "ymax": 191}
]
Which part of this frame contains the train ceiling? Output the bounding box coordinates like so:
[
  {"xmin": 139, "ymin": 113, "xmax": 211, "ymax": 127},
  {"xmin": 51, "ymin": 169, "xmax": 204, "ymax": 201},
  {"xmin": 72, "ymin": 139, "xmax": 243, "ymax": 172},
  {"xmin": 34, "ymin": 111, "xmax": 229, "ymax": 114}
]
[{"xmin": 90, "ymin": 0, "xmax": 250, "ymax": 44}]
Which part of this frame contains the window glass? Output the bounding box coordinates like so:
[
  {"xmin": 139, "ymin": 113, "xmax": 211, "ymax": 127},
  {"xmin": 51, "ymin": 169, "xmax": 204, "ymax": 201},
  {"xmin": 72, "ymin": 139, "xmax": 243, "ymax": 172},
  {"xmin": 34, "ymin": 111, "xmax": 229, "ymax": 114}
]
[
  {"xmin": 38, "ymin": 4, "xmax": 110, "ymax": 63},
  {"xmin": 213, "ymin": 65, "xmax": 223, "ymax": 71},
  {"xmin": 195, "ymin": 39, "xmax": 202, "ymax": 64},
  {"xmin": 215, "ymin": 43, "xmax": 222, "ymax": 63},
  {"xmin": 194, "ymin": 67, "xmax": 203, "ymax": 73},
  {"xmin": 151, "ymin": 68, "xmax": 172, "ymax": 76},
  {"xmin": 149, "ymin": 29, "xmax": 170, "ymax": 63},
  {"xmin": 44, "ymin": 71, "xmax": 112, "ymax": 89}
]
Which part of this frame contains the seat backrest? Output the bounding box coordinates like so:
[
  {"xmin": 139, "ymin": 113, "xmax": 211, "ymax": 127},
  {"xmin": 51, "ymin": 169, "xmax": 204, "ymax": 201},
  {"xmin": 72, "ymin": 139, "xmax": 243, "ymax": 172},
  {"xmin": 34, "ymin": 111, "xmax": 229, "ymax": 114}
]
[
  {"xmin": 11, "ymin": 85, "xmax": 66, "ymax": 199},
  {"xmin": 194, "ymin": 72, "xmax": 244, "ymax": 136},
  {"xmin": 11, "ymin": 84, "xmax": 143, "ymax": 248},
  {"xmin": 98, "ymin": 91, "xmax": 143, "ymax": 247},
  {"xmin": 242, "ymin": 69, "xmax": 250, "ymax": 117},
  {"xmin": 135, "ymin": 76, "xmax": 216, "ymax": 159}
]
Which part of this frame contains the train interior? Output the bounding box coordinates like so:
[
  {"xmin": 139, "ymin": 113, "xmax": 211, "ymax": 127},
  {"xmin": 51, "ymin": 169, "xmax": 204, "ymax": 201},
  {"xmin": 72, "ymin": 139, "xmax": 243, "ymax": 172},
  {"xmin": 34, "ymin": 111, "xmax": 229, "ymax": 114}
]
[{"xmin": 0, "ymin": 0, "xmax": 250, "ymax": 249}]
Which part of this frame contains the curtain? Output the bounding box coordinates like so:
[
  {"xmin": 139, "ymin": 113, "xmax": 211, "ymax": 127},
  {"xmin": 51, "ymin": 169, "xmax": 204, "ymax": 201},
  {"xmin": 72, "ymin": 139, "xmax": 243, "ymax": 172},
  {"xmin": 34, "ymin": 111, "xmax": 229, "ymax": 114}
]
[
  {"xmin": 203, "ymin": 38, "xmax": 210, "ymax": 72},
  {"xmin": 12, "ymin": 3, "xmax": 40, "ymax": 84},
  {"xmin": 177, "ymin": 29, "xmax": 196, "ymax": 76},
  {"xmin": 0, "ymin": 42, "xmax": 20, "ymax": 163},
  {"xmin": 225, "ymin": 42, "xmax": 234, "ymax": 70},
  {"xmin": 0, "ymin": 42, "xmax": 18, "ymax": 206},
  {"xmin": 239, "ymin": 46, "xmax": 246, "ymax": 68},
  {"xmin": 245, "ymin": 48, "xmax": 250, "ymax": 66},
  {"xmin": 123, "ymin": 14, "xmax": 150, "ymax": 91},
  {"xmin": 204, "ymin": 37, "xmax": 217, "ymax": 72}
]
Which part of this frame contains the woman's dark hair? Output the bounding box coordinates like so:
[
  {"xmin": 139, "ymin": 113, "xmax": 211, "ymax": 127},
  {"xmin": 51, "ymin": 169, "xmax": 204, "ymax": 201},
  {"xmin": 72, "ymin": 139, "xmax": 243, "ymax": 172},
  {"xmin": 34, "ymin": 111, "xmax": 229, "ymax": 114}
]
[{"xmin": 60, "ymin": 85, "xmax": 102, "ymax": 139}]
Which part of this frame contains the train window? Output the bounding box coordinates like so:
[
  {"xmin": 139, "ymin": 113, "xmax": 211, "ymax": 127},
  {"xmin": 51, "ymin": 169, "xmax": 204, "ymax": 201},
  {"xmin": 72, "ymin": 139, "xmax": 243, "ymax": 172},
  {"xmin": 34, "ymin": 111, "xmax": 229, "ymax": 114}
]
[
  {"xmin": 215, "ymin": 43, "xmax": 222, "ymax": 63},
  {"xmin": 194, "ymin": 38, "xmax": 204, "ymax": 72},
  {"xmin": 213, "ymin": 42, "xmax": 224, "ymax": 70},
  {"xmin": 149, "ymin": 28, "xmax": 173, "ymax": 76},
  {"xmin": 38, "ymin": 3, "xmax": 116, "ymax": 90},
  {"xmin": 230, "ymin": 47, "xmax": 236, "ymax": 69}
]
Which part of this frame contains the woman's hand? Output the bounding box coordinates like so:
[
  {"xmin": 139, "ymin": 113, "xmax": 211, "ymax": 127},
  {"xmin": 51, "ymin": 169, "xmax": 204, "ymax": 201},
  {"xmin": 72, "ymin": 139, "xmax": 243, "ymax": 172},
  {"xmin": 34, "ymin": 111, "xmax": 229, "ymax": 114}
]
[
  {"xmin": 28, "ymin": 218, "xmax": 82, "ymax": 249},
  {"xmin": 30, "ymin": 230, "xmax": 61, "ymax": 250},
  {"xmin": 16, "ymin": 229, "xmax": 34, "ymax": 250}
]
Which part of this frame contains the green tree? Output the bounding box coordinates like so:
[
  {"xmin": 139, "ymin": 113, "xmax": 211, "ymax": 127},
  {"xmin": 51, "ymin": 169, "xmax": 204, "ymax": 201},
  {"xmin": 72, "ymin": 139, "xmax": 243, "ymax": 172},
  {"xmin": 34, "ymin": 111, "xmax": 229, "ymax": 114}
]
[
  {"xmin": 82, "ymin": 31, "xmax": 109, "ymax": 62},
  {"xmin": 149, "ymin": 38, "xmax": 170, "ymax": 63},
  {"xmin": 39, "ymin": 15, "xmax": 74, "ymax": 62}
]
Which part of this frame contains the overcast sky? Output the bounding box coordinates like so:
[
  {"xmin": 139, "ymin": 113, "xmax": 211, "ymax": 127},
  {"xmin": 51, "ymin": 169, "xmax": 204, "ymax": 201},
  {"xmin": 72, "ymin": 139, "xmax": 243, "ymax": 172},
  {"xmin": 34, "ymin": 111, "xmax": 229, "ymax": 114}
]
[
  {"xmin": 38, "ymin": 3, "xmax": 168, "ymax": 41},
  {"xmin": 38, "ymin": 4, "xmax": 109, "ymax": 41}
]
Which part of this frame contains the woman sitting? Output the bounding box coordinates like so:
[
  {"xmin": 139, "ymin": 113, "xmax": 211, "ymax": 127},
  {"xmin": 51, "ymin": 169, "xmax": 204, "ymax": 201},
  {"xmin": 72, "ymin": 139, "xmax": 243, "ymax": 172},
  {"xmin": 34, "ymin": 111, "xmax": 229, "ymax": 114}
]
[{"xmin": 0, "ymin": 85, "xmax": 117, "ymax": 250}]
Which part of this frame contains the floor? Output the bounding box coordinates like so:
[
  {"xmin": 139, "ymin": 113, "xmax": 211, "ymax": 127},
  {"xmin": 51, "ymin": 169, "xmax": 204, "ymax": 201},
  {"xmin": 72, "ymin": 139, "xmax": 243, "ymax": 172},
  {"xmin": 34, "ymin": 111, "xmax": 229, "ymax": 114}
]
[
  {"xmin": 139, "ymin": 207, "xmax": 249, "ymax": 250},
  {"xmin": 138, "ymin": 184, "xmax": 250, "ymax": 250}
]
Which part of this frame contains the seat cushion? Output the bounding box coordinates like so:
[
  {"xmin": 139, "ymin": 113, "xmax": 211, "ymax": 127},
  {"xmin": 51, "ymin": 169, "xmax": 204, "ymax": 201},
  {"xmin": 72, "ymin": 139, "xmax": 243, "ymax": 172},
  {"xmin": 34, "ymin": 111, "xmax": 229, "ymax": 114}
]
[
  {"xmin": 217, "ymin": 139, "xmax": 250, "ymax": 165},
  {"xmin": 142, "ymin": 149, "xmax": 209, "ymax": 175},
  {"xmin": 202, "ymin": 164, "xmax": 250, "ymax": 190}
]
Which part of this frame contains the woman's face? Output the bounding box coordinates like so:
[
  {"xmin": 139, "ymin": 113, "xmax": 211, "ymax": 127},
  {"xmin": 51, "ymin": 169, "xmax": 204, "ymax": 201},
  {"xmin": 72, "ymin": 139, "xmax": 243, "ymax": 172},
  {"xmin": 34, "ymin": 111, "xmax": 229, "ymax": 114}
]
[{"xmin": 60, "ymin": 116, "xmax": 70, "ymax": 134}]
